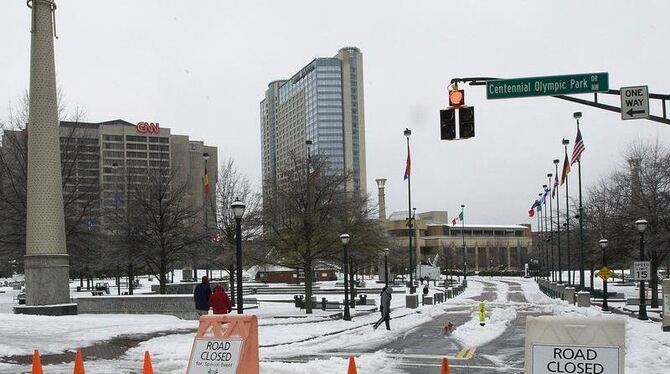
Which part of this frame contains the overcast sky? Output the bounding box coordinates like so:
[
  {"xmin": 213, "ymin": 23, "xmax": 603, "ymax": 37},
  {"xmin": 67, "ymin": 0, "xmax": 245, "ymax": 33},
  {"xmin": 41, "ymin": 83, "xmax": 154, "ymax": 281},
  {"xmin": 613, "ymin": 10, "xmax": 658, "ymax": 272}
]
[{"xmin": 2, "ymin": 1, "xmax": 669, "ymax": 229}]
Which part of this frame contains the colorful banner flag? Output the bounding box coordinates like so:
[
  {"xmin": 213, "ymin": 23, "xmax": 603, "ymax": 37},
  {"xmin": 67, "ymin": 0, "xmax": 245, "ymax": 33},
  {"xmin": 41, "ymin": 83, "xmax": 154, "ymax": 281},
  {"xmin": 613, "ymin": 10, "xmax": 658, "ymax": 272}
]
[
  {"xmin": 560, "ymin": 151, "xmax": 571, "ymax": 186},
  {"xmin": 203, "ymin": 170, "xmax": 210, "ymax": 196},
  {"xmin": 552, "ymin": 173, "xmax": 558, "ymax": 198},
  {"xmin": 403, "ymin": 144, "xmax": 411, "ymax": 181}
]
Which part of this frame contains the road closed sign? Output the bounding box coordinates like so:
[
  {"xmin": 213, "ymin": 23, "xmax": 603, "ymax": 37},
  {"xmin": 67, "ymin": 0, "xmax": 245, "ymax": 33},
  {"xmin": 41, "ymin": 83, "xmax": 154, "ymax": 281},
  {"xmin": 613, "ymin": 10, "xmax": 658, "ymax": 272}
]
[
  {"xmin": 525, "ymin": 316, "xmax": 624, "ymax": 374},
  {"xmin": 532, "ymin": 344, "xmax": 620, "ymax": 374},
  {"xmin": 187, "ymin": 338, "xmax": 243, "ymax": 374}
]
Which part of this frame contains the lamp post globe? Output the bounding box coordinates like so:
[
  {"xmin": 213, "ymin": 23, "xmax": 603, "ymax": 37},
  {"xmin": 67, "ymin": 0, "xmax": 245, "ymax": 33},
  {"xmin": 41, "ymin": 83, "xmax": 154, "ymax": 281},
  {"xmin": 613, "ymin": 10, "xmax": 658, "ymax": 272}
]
[
  {"xmin": 340, "ymin": 233, "xmax": 351, "ymax": 321},
  {"xmin": 230, "ymin": 198, "xmax": 246, "ymax": 314}
]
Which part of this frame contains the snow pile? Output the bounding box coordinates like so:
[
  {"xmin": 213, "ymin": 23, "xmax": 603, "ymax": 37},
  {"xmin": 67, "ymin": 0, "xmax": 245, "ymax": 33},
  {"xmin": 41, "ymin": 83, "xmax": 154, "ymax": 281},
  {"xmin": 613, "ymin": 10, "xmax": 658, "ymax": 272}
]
[
  {"xmin": 451, "ymin": 306, "xmax": 517, "ymax": 347},
  {"xmin": 0, "ymin": 313, "xmax": 196, "ymax": 357},
  {"xmin": 495, "ymin": 278, "xmax": 509, "ymax": 302}
]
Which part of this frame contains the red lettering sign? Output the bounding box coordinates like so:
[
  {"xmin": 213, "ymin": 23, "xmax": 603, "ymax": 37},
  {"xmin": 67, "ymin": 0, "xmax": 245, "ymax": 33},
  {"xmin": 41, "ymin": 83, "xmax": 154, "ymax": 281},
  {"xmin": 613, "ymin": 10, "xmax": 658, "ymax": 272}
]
[{"xmin": 136, "ymin": 122, "xmax": 160, "ymax": 134}]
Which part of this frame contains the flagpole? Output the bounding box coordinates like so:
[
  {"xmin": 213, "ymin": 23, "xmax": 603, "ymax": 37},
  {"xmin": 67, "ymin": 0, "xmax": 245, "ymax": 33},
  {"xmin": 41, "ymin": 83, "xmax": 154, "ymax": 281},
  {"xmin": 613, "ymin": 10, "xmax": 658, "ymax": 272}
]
[
  {"xmin": 404, "ymin": 128, "xmax": 415, "ymax": 294},
  {"xmin": 542, "ymin": 186, "xmax": 549, "ymax": 280},
  {"xmin": 548, "ymin": 174, "xmax": 555, "ymax": 283},
  {"xmin": 563, "ymin": 139, "xmax": 571, "ymax": 286},
  {"xmin": 554, "ymin": 159, "xmax": 562, "ymax": 284},
  {"xmin": 461, "ymin": 204, "xmax": 466, "ymax": 280},
  {"xmin": 574, "ymin": 112, "xmax": 586, "ymax": 291},
  {"xmin": 536, "ymin": 198, "xmax": 544, "ymax": 278}
]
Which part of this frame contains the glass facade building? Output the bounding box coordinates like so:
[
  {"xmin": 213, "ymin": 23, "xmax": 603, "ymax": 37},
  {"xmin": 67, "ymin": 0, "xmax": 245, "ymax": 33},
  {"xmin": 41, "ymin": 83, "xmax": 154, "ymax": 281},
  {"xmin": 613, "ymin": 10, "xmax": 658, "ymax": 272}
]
[{"xmin": 261, "ymin": 47, "xmax": 366, "ymax": 195}]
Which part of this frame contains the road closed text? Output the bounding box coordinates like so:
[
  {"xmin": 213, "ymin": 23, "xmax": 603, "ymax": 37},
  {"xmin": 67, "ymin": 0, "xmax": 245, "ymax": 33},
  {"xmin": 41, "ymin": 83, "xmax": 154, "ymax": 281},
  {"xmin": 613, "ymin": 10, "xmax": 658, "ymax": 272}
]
[
  {"xmin": 532, "ymin": 344, "xmax": 619, "ymax": 374},
  {"xmin": 546, "ymin": 347, "xmax": 603, "ymax": 374}
]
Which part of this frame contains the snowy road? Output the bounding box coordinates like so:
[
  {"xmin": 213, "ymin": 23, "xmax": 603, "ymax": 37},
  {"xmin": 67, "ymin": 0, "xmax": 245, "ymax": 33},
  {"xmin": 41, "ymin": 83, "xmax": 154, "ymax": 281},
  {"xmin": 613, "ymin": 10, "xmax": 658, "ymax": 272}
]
[{"xmin": 265, "ymin": 278, "xmax": 551, "ymax": 373}]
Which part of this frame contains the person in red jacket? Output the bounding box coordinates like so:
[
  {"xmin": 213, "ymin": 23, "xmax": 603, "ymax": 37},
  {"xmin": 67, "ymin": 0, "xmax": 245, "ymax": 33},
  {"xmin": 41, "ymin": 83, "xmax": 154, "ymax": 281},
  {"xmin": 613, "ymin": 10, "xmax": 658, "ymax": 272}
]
[{"xmin": 208, "ymin": 284, "xmax": 232, "ymax": 314}]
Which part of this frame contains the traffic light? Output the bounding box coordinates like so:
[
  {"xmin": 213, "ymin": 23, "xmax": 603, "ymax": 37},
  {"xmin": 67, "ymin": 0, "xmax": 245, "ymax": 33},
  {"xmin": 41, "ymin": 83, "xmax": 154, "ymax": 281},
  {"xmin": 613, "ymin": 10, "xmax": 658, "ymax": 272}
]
[
  {"xmin": 449, "ymin": 89, "xmax": 465, "ymax": 107},
  {"xmin": 459, "ymin": 106, "xmax": 475, "ymax": 139},
  {"xmin": 440, "ymin": 108, "xmax": 456, "ymax": 140}
]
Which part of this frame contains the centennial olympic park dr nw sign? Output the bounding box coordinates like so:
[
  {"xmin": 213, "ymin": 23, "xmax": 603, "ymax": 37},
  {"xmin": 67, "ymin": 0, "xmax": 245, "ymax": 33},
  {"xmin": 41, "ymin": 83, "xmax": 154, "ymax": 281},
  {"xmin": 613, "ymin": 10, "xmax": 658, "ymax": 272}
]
[{"xmin": 486, "ymin": 73, "xmax": 609, "ymax": 99}]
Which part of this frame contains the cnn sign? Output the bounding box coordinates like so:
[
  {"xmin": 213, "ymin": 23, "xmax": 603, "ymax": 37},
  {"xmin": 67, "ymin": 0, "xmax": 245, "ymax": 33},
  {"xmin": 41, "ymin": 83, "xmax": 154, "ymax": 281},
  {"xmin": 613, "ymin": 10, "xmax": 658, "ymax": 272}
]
[{"xmin": 136, "ymin": 122, "xmax": 160, "ymax": 134}]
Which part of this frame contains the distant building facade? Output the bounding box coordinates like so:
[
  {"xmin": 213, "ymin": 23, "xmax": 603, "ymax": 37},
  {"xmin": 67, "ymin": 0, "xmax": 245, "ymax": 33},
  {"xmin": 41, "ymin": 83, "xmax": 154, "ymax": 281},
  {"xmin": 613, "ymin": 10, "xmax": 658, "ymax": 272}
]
[
  {"xmin": 260, "ymin": 47, "xmax": 366, "ymax": 195},
  {"xmin": 2, "ymin": 119, "xmax": 217, "ymax": 230},
  {"xmin": 385, "ymin": 211, "xmax": 533, "ymax": 271}
]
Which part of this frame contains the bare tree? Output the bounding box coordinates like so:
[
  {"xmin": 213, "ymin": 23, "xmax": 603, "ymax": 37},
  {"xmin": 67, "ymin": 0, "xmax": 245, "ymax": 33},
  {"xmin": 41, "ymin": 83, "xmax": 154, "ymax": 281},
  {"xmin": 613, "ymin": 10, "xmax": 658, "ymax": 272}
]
[
  {"xmin": 261, "ymin": 152, "xmax": 386, "ymax": 313},
  {"xmin": 213, "ymin": 157, "xmax": 262, "ymax": 301},
  {"xmin": 0, "ymin": 91, "xmax": 95, "ymax": 275},
  {"xmin": 584, "ymin": 140, "xmax": 670, "ymax": 307},
  {"xmin": 129, "ymin": 165, "xmax": 201, "ymax": 294}
]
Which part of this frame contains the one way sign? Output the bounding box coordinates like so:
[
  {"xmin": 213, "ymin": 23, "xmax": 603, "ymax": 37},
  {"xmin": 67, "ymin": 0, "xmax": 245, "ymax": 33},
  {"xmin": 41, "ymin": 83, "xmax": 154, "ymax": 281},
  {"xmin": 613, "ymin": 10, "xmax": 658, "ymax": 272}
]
[{"xmin": 620, "ymin": 86, "xmax": 650, "ymax": 120}]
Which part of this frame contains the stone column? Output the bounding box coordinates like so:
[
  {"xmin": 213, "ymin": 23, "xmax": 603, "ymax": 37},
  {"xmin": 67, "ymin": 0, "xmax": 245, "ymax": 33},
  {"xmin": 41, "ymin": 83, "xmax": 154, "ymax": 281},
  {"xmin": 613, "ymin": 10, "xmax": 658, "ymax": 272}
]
[
  {"xmin": 506, "ymin": 245, "xmax": 511, "ymax": 270},
  {"xmin": 24, "ymin": 0, "xmax": 71, "ymax": 308},
  {"xmin": 375, "ymin": 178, "xmax": 387, "ymax": 220},
  {"xmin": 474, "ymin": 246, "xmax": 479, "ymax": 271}
]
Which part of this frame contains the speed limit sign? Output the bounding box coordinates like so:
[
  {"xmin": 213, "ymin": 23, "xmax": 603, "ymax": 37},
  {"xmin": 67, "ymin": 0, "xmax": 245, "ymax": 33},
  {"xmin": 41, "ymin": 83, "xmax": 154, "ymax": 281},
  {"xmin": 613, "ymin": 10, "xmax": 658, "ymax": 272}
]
[{"xmin": 633, "ymin": 261, "xmax": 651, "ymax": 281}]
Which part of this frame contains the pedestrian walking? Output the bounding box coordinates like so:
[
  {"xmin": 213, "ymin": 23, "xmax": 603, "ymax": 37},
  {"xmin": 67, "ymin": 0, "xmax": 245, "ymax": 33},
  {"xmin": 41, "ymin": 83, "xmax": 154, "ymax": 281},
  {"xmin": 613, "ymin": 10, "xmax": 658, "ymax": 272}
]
[
  {"xmin": 193, "ymin": 276, "xmax": 212, "ymax": 316},
  {"xmin": 373, "ymin": 285, "xmax": 392, "ymax": 330},
  {"xmin": 422, "ymin": 281, "xmax": 429, "ymax": 297},
  {"xmin": 209, "ymin": 284, "xmax": 233, "ymax": 314}
]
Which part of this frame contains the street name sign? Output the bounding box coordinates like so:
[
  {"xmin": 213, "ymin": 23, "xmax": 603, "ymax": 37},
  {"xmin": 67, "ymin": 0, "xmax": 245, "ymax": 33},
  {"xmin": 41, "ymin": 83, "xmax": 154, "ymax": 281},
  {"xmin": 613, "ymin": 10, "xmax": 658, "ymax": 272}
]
[
  {"xmin": 525, "ymin": 316, "xmax": 624, "ymax": 374},
  {"xmin": 486, "ymin": 73, "xmax": 609, "ymax": 99},
  {"xmin": 187, "ymin": 338, "xmax": 243, "ymax": 374},
  {"xmin": 633, "ymin": 261, "xmax": 651, "ymax": 281},
  {"xmin": 620, "ymin": 85, "xmax": 650, "ymax": 120}
]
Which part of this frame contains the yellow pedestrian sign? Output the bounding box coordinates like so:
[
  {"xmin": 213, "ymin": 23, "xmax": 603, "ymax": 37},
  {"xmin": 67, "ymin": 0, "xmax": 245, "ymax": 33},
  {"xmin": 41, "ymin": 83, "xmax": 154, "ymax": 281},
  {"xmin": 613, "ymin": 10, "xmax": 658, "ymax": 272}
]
[
  {"xmin": 598, "ymin": 266, "xmax": 612, "ymax": 281},
  {"xmin": 479, "ymin": 302, "xmax": 486, "ymax": 326}
]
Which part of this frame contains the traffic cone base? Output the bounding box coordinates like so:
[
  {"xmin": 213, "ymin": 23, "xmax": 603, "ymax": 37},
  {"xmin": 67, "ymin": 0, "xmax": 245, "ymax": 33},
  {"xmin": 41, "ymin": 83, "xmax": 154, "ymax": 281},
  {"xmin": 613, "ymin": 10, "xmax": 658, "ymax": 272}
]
[{"xmin": 347, "ymin": 355, "xmax": 358, "ymax": 374}]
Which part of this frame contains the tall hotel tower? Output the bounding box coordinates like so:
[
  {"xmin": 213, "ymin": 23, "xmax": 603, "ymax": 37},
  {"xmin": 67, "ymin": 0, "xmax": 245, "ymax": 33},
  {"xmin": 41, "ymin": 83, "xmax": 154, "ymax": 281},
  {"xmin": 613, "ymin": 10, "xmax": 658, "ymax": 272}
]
[{"xmin": 261, "ymin": 47, "xmax": 366, "ymax": 196}]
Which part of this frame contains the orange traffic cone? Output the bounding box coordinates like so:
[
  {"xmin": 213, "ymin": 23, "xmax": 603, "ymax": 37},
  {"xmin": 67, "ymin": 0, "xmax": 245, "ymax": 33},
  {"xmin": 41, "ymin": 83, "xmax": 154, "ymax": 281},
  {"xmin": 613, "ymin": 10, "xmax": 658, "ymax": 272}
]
[
  {"xmin": 32, "ymin": 349, "xmax": 43, "ymax": 374},
  {"xmin": 73, "ymin": 348, "xmax": 85, "ymax": 374},
  {"xmin": 347, "ymin": 355, "xmax": 358, "ymax": 374},
  {"xmin": 440, "ymin": 357, "xmax": 451, "ymax": 374},
  {"xmin": 142, "ymin": 351, "xmax": 154, "ymax": 374}
]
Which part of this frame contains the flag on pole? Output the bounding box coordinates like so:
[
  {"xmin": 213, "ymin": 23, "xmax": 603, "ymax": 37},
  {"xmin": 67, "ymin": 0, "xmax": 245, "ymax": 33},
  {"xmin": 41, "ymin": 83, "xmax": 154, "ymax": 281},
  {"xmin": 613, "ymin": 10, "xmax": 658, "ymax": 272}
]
[
  {"xmin": 403, "ymin": 144, "xmax": 411, "ymax": 180},
  {"xmin": 552, "ymin": 173, "xmax": 558, "ymax": 198},
  {"xmin": 528, "ymin": 209, "xmax": 535, "ymax": 218},
  {"xmin": 560, "ymin": 151, "xmax": 571, "ymax": 186},
  {"xmin": 113, "ymin": 191, "xmax": 121, "ymax": 208},
  {"xmin": 540, "ymin": 188, "xmax": 549, "ymax": 204},
  {"xmin": 570, "ymin": 125, "xmax": 585, "ymax": 166},
  {"xmin": 451, "ymin": 210, "xmax": 464, "ymax": 226},
  {"xmin": 203, "ymin": 169, "xmax": 210, "ymax": 197}
]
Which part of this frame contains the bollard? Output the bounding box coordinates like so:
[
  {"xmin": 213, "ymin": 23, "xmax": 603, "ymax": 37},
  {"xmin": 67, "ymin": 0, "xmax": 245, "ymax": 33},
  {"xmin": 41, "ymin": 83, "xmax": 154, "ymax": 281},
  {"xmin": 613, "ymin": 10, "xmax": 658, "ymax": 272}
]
[
  {"xmin": 556, "ymin": 284, "xmax": 566, "ymax": 300},
  {"xmin": 577, "ymin": 291, "xmax": 591, "ymax": 307},
  {"xmin": 564, "ymin": 287, "xmax": 576, "ymax": 305}
]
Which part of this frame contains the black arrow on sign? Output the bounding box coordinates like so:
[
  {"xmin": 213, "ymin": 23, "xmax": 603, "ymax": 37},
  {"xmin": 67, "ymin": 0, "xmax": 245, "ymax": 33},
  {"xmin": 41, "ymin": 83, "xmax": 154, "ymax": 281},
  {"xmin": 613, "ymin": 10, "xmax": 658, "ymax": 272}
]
[{"xmin": 627, "ymin": 108, "xmax": 646, "ymax": 116}]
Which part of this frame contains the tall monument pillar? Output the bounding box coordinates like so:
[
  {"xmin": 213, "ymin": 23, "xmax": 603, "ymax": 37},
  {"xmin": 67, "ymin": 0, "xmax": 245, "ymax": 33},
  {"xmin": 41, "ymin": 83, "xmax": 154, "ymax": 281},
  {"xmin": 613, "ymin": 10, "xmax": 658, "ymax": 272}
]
[
  {"xmin": 21, "ymin": 0, "xmax": 72, "ymax": 312},
  {"xmin": 375, "ymin": 178, "xmax": 387, "ymax": 220}
]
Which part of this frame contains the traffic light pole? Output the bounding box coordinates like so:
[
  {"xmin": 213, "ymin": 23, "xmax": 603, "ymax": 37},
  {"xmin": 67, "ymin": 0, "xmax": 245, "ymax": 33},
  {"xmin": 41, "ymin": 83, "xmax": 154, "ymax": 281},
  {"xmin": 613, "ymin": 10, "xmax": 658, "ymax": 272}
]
[{"xmin": 448, "ymin": 77, "xmax": 670, "ymax": 125}]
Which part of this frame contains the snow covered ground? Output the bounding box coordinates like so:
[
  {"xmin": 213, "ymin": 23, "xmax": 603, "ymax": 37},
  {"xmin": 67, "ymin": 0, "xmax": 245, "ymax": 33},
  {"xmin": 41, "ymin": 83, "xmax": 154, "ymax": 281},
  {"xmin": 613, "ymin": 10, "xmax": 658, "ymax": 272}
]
[{"xmin": 1, "ymin": 276, "xmax": 669, "ymax": 373}]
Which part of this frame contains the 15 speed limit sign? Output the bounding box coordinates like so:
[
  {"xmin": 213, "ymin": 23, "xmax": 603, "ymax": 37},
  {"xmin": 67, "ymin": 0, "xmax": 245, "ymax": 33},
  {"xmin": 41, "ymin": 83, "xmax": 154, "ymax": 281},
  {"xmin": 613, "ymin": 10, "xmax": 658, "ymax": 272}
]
[{"xmin": 633, "ymin": 261, "xmax": 651, "ymax": 281}]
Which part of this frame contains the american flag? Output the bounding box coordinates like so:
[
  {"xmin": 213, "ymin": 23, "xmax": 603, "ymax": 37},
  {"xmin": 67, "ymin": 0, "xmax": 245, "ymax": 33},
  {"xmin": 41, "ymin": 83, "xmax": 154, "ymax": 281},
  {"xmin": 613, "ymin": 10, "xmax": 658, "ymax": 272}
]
[{"xmin": 570, "ymin": 126, "xmax": 585, "ymax": 165}]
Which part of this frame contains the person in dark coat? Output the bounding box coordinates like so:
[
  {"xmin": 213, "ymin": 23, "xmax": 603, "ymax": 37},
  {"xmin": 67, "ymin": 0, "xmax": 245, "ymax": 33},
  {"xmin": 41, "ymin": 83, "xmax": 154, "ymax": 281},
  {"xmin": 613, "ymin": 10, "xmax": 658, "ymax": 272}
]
[
  {"xmin": 193, "ymin": 276, "xmax": 211, "ymax": 316},
  {"xmin": 208, "ymin": 284, "xmax": 233, "ymax": 314},
  {"xmin": 422, "ymin": 281, "xmax": 429, "ymax": 296},
  {"xmin": 373, "ymin": 285, "xmax": 392, "ymax": 330}
]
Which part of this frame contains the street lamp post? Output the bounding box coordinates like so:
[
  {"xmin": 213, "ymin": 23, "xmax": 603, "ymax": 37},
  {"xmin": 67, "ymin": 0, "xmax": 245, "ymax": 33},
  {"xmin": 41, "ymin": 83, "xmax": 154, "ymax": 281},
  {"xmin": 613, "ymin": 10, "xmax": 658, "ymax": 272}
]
[
  {"xmin": 404, "ymin": 128, "xmax": 415, "ymax": 294},
  {"xmin": 461, "ymin": 204, "xmax": 466, "ymax": 280},
  {"xmin": 340, "ymin": 233, "xmax": 352, "ymax": 321},
  {"xmin": 599, "ymin": 238, "xmax": 609, "ymax": 311},
  {"xmin": 231, "ymin": 199, "xmax": 246, "ymax": 315},
  {"xmin": 383, "ymin": 248, "xmax": 390, "ymax": 287},
  {"xmin": 636, "ymin": 219, "xmax": 649, "ymax": 320}
]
